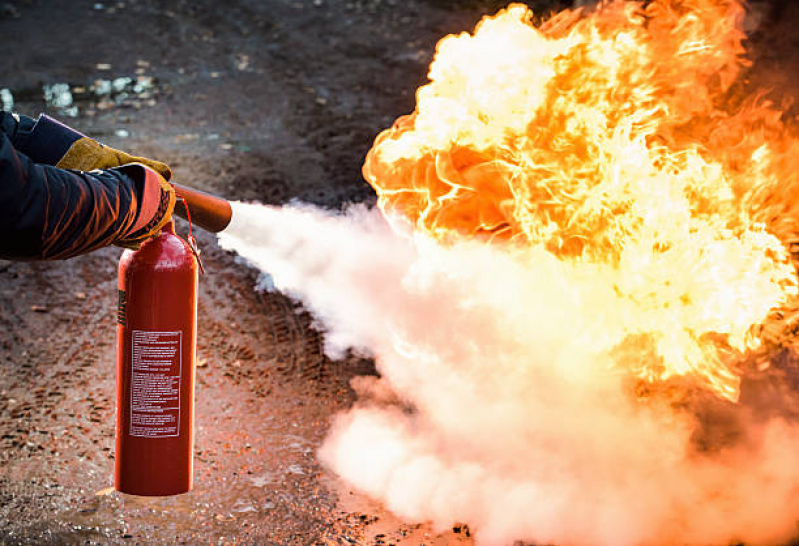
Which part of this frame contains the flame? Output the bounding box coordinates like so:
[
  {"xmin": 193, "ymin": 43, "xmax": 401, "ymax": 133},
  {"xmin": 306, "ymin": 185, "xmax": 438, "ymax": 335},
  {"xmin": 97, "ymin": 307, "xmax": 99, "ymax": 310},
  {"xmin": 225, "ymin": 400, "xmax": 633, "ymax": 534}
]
[{"xmin": 363, "ymin": 0, "xmax": 799, "ymax": 402}]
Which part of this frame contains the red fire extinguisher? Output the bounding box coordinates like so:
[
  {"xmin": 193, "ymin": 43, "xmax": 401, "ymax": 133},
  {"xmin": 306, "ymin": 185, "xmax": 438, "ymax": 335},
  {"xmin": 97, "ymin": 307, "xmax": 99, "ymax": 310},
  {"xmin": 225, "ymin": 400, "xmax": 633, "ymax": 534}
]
[{"xmin": 115, "ymin": 219, "xmax": 199, "ymax": 496}]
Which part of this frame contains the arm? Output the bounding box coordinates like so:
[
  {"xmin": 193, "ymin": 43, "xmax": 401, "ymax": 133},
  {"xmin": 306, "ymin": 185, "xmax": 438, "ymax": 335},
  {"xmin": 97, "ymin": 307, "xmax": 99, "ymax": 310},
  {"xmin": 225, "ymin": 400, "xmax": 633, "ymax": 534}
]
[
  {"xmin": 0, "ymin": 130, "xmax": 170, "ymax": 260},
  {"xmin": 0, "ymin": 110, "xmax": 88, "ymax": 165},
  {"xmin": 0, "ymin": 110, "xmax": 171, "ymax": 176}
]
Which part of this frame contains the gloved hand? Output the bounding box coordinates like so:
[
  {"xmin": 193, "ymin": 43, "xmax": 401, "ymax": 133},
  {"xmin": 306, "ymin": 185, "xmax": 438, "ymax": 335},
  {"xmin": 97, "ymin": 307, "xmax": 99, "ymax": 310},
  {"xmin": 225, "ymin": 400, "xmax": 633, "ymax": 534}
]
[
  {"xmin": 56, "ymin": 137, "xmax": 172, "ymax": 180},
  {"xmin": 114, "ymin": 164, "xmax": 176, "ymax": 250}
]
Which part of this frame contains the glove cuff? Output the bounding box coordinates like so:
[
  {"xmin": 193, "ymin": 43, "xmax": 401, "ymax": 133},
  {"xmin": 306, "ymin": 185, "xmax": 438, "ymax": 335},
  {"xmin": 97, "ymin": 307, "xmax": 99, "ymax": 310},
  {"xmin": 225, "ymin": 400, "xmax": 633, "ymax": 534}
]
[
  {"xmin": 114, "ymin": 164, "xmax": 175, "ymax": 237},
  {"xmin": 20, "ymin": 114, "xmax": 86, "ymax": 166}
]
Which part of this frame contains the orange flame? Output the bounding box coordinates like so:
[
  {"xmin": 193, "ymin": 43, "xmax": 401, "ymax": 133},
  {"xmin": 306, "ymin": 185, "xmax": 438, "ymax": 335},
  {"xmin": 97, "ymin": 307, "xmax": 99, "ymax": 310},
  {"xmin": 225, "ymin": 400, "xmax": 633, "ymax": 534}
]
[{"xmin": 363, "ymin": 0, "xmax": 799, "ymax": 402}]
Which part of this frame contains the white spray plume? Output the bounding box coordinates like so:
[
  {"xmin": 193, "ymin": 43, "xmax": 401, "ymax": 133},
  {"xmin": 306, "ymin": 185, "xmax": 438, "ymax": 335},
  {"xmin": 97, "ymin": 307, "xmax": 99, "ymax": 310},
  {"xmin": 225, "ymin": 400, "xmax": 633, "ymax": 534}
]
[{"xmin": 219, "ymin": 201, "xmax": 799, "ymax": 546}]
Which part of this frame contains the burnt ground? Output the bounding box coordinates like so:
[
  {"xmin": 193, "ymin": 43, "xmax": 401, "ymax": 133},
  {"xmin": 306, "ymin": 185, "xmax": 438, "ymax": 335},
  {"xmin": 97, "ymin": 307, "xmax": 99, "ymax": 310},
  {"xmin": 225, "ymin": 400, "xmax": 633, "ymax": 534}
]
[{"xmin": 0, "ymin": 0, "xmax": 798, "ymax": 544}]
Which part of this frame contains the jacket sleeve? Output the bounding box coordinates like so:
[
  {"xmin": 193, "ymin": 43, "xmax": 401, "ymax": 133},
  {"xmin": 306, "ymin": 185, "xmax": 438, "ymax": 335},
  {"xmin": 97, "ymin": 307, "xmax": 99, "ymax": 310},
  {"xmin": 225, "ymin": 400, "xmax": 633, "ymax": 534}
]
[
  {"xmin": 0, "ymin": 128, "xmax": 144, "ymax": 260},
  {"xmin": 0, "ymin": 110, "xmax": 85, "ymax": 166}
]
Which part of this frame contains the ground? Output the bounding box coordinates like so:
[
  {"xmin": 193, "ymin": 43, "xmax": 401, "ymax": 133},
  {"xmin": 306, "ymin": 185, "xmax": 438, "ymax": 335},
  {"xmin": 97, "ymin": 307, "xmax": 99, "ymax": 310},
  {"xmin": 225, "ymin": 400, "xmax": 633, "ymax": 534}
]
[{"xmin": 0, "ymin": 0, "xmax": 797, "ymax": 544}]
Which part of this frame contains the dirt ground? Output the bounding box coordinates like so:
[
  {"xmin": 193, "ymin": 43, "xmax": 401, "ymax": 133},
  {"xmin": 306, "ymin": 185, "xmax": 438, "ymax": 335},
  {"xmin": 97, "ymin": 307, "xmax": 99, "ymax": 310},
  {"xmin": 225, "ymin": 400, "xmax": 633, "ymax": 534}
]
[{"xmin": 1, "ymin": 0, "xmax": 798, "ymax": 544}]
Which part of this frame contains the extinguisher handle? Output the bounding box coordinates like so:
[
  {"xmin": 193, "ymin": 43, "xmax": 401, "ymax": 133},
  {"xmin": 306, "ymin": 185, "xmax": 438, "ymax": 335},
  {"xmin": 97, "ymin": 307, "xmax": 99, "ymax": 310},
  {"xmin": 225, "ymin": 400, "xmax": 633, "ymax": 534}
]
[{"xmin": 171, "ymin": 182, "xmax": 233, "ymax": 233}]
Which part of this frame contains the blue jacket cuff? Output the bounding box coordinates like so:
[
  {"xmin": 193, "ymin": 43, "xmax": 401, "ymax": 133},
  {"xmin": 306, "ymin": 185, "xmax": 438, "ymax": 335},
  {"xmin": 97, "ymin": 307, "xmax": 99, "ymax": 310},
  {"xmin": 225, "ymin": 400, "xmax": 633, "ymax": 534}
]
[{"xmin": 19, "ymin": 114, "xmax": 86, "ymax": 166}]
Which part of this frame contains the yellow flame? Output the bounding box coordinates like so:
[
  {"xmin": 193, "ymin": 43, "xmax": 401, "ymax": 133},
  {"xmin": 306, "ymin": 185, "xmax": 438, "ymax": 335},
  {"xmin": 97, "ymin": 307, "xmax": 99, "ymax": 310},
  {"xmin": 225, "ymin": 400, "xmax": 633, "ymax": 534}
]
[{"xmin": 363, "ymin": 0, "xmax": 799, "ymax": 401}]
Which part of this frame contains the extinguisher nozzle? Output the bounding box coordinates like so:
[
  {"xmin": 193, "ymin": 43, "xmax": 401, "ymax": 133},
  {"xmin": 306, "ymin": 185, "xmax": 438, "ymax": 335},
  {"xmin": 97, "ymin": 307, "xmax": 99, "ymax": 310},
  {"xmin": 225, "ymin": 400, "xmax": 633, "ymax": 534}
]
[{"xmin": 172, "ymin": 183, "xmax": 233, "ymax": 233}]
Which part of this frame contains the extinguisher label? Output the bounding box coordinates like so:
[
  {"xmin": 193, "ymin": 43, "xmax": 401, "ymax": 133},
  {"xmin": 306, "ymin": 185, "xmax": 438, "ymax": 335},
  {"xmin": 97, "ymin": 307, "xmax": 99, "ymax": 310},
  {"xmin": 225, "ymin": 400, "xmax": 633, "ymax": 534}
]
[{"xmin": 130, "ymin": 330, "xmax": 183, "ymax": 438}]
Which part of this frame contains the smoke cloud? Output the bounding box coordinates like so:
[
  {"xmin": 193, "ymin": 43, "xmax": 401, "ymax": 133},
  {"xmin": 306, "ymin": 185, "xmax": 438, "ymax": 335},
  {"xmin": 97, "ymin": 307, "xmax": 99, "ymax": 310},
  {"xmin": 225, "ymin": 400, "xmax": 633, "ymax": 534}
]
[{"xmin": 219, "ymin": 201, "xmax": 799, "ymax": 546}]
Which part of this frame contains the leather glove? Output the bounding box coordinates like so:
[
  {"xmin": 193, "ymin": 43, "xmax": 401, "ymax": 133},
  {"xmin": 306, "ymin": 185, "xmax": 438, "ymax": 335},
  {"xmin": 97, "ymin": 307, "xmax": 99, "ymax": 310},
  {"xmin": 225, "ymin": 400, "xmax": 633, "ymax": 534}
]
[
  {"xmin": 114, "ymin": 163, "xmax": 176, "ymax": 250},
  {"xmin": 56, "ymin": 137, "xmax": 172, "ymax": 180}
]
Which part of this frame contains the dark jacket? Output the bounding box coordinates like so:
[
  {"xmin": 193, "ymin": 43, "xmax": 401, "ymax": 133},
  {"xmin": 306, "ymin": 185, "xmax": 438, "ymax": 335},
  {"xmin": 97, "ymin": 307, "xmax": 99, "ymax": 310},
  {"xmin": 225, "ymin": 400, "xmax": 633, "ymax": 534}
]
[{"xmin": 0, "ymin": 111, "xmax": 145, "ymax": 260}]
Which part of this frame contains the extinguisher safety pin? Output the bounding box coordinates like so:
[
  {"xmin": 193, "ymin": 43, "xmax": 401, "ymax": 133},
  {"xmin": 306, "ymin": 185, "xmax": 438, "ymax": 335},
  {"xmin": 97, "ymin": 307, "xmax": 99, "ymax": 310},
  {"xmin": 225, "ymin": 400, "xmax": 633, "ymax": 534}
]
[
  {"xmin": 176, "ymin": 193, "xmax": 206, "ymax": 275},
  {"xmin": 188, "ymin": 235, "xmax": 206, "ymax": 275}
]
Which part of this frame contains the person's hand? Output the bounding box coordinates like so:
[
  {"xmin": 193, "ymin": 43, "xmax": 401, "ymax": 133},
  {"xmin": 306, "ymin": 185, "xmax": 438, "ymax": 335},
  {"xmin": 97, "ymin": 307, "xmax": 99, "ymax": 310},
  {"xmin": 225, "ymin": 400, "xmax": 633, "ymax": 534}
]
[
  {"xmin": 56, "ymin": 137, "xmax": 172, "ymax": 180},
  {"xmin": 115, "ymin": 164, "xmax": 176, "ymax": 250}
]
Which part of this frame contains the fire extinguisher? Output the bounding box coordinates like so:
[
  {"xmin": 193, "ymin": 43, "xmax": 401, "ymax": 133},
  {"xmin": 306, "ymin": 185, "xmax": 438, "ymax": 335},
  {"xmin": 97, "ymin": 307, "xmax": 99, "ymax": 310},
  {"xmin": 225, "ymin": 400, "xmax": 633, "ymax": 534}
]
[
  {"xmin": 115, "ymin": 219, "xmax": 198, "ymax": 496},
  {"xmin": 115, "ymin": 183, "xmax": 230, "ymax": 496}
]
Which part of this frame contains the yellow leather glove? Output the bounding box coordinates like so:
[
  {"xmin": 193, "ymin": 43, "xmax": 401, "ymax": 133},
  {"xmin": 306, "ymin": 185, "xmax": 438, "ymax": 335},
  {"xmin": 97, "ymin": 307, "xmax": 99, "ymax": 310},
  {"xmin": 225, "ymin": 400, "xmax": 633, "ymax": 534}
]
[
  {"xmin": 113, "ymin": 164, "xmax": 176, "ymax": 250},
  {"xmin": 56, "ymin": 137, "xmax": 172, "ymax": 180}
]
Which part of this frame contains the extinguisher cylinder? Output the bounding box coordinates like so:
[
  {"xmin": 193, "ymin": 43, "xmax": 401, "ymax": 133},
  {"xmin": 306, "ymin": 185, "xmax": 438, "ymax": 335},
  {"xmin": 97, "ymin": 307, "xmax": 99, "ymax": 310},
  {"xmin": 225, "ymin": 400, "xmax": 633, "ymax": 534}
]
[{"xmin": 116, "ymin": 220, "xmax": 198, "ymax": 496}]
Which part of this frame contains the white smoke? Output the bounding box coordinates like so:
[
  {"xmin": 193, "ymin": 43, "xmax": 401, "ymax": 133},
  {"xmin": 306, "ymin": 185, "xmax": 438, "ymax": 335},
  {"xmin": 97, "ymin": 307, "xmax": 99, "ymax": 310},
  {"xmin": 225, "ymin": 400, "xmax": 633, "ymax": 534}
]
[{"xmin": 219, "ymin": 201, "xmax": 799, "ymax": 546}]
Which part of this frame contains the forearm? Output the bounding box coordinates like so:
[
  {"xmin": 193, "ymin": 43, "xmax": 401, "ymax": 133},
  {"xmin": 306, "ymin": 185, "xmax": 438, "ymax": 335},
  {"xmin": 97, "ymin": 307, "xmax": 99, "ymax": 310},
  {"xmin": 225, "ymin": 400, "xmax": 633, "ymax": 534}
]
[
  {"xmin": 0, "ymin": 110, "xmax": 85, "ymax": 166},
  {"xmin": 0, "ymin": 132, "xmax": 141, "ymax": 260}
]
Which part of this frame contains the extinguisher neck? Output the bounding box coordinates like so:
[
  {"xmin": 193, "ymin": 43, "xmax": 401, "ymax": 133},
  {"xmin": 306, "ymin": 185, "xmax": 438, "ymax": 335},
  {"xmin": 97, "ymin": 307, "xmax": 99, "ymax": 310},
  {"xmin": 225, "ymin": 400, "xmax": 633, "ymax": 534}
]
[{"xmin": 163, "ymin": 219, "xmax": 176, "ymax": 235}]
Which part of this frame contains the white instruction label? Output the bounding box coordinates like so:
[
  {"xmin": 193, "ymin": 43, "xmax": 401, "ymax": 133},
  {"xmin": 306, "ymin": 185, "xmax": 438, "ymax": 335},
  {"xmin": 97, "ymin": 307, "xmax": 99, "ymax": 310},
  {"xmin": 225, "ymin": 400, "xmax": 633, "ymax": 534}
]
[{"xmin": 130, "ymin": 330, "xmax": 182, "ymax": 438}]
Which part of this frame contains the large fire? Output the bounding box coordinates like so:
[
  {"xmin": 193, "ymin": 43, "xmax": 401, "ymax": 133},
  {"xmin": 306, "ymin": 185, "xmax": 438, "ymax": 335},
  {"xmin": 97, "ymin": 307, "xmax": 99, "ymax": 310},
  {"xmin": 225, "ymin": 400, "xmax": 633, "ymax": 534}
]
[
  {"xmin": 220, "ymin": 0, "xmax": 799, "ymax": 543},
  {"xmin": 363, "ymin": 0, "xmax": 799, "ymax": 402}
]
